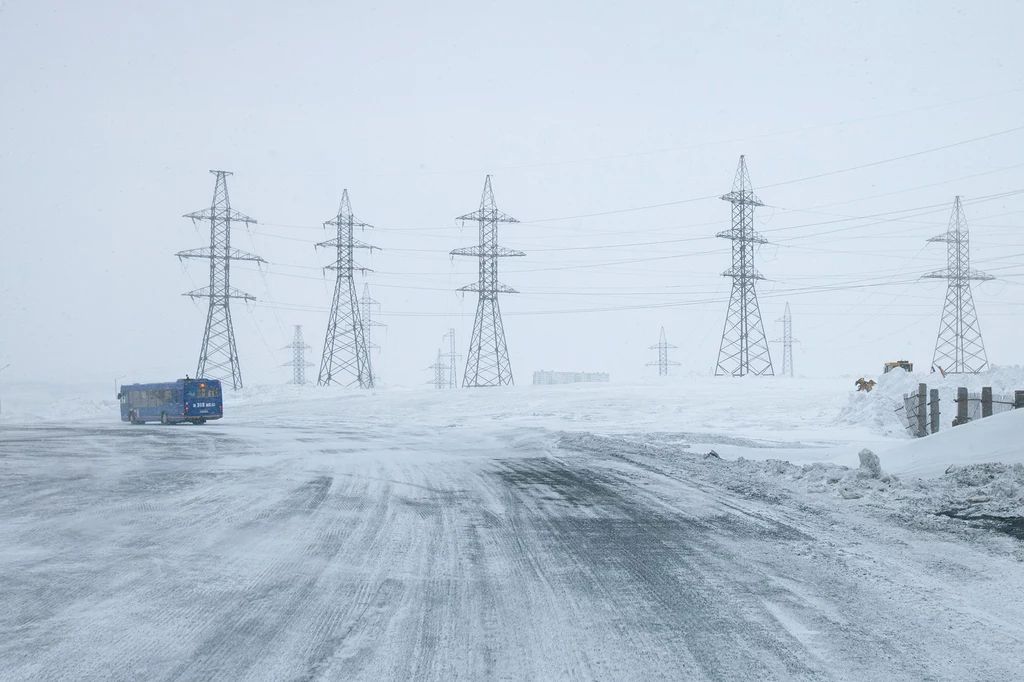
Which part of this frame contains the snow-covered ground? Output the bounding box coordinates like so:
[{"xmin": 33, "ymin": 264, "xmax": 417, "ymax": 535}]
[{"xmin": 0, "ymin": 374, "xmax": 1022, "ymax": 680}]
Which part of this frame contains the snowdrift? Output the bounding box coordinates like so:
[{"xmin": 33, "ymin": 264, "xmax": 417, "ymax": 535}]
[
  {"xmin": 879, "ymin": 407, "xmax": 1024, "ymax": 478},
  {"xmin": 836, "ymin": 365, "xmax": 1024, "ymax": 437}
]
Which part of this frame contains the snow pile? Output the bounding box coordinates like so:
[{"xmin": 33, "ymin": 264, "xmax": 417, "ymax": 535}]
[
  {"xmin": 0, "ymin": 381, "xmax": 115, "ymax": 422},
  {"xmin": 879, "ymin": 407, "xmax": 1024, "ymax": 478},
  {"xmin": 559, "ymin": 429, "xmax": 1024, "ymax": 526},
  {"xmin": 835, "ymin": 365, "xmax": 1024, "ymax": 436}
]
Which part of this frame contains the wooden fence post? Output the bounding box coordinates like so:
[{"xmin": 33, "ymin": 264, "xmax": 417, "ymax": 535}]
[
  {"xmin": 1015, "ymin": 390, "xmax": 1024, "ymax": 409},
  {"xmin": 955, "ymin": 387, "xmax": 969, "ymax": 426},
  {"xmin": 929, "ymin": 388, "xmax": 939, "ymax": 434},
  {"xmin": 982, "ymin": 387, "xmax": 993, "ymax": 418},
  {"xmin": 917, "ymin": 383, "xmax": 928, "ymax": 437}
]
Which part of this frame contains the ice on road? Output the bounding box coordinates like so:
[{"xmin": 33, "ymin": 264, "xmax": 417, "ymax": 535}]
[{"xmin": 1, "ymin": 380, "xmax": 1023, "ymax": 680}]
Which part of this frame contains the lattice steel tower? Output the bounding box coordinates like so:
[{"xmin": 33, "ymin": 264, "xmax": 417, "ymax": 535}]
[
  {"xmin": 178, "ymin": 170, "xmax": 264, "ymax": 389},
  {"xmin": 282, "ymin": 325, "xmax": 313, "ymax": 385},
  {"xmin": 451, "ymin": 176, "xmax": 524, "ymax": 387},
  {"xmin": 647, "ymin": 327, "xmax": 680, "ymax": 377},
  {"xmin": 924, "ymin": 196, "xmax": 992, "ymax": 373},
  {"xmin": 443, "ymin": 328, "xmax": 460, "ymax": 389},
  {"xmin": 773, "ymin": 303, "xmax": 795, "ymax": 378},
  {"xmin": 317, "ymin": 190, "xmax": 375, "ymax": 388},
  {"xmin": 361, "ymin": 283, "xmax": 384, "ymax": 384},
  {"xmin": 715, "ymin": 156, "xmax": 773, "ymax": 377},
  {"xmin": 427, "ymin": 349, "xmax": 447, "ymax": 390}
]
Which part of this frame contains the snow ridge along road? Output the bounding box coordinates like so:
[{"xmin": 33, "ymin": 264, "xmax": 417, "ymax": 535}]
[{"xmin": 1, "ymin": 379, "xmax": 1022, "ymax": 680}]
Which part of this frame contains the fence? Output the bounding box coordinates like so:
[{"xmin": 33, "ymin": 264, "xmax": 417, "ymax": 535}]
[
  {"xmin": 893, "ymin": 385, "xmax": 1023, "ymax": 438},
  {"xmin": 963, "ymin": 392, "xmax": 1016, "ymax": 421},
  {"xmin": 894, "ymin": 383, "xmax": 938, "ymax": 437}
]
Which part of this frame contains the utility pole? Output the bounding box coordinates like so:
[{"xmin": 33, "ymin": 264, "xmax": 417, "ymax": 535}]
[
  {"xmin": 715, "ymin": 156, "xmax": 773, "ymax": 377},
  {"xmin": 317, "ymin": 190, "xmax": 376, "ymax": 388},
  {"xmin": 282, "ymin": 325, "xmax": 313, "ymax": 385},
  {"xmin": 360, "ymin": 282, "xmax": 385, "ymax": 384},
  {"xmin": 443, "ymin": 328, "xmax": 460, "ymax": 389},
  {"xmin": 924, "ymin": 196, "xmax": 992, "ymax": 373},
  {"xmin": 451, "ymin": 176, "xmax": 524, "ymax": 387},
  {"xmin": 647, "ymin": 327, "xmax": 680, "ymax": 376},
  {"xmin": 177, "ymin": 170, "xmax": 264, "ymax": 390},
  {"xmin": 772, "ymin": 303, "xmax": 796, "ymax": 378},
  {"xmin": 427, "ymin": 349, "xmax": 447, "ymax": 390}
]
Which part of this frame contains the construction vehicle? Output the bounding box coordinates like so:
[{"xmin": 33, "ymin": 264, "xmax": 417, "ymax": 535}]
[{"xmin": 883, "ymin": 360, "xmax": 913, "ymax": 374}]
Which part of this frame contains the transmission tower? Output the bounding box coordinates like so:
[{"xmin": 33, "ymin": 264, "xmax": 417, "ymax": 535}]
[
  {"xmin": 282, "ymin": 325, "xmax": 313, "ymax": 385},
  {"xmin": 924, "ymin": 196, "xmax": 992, "ymax": 373},
  {"xmin": 443, "ymin": 328, "xmax": 460, "ymax": 389},
  {"xmin": 427, "ymin": 349, "xmax": 447, "ymax": 390},
  {"xmin": 316, "ymin": 190, "xmax": 376, "ymax": 389},
  {"xmin": 451, "ymin": 176, "xmax": 524, "ymax": 387},
  {"xmin": 772, "ymin": 303, "xmax": 796, "ymax": 378},
  {"xmin": 177, "ymin": 170, "xmax": 264, "ymax": 389},
  {"xmin": 361, "ymin": 283, "xmax": 385, "ymax": 381},
  {"xmin": 647, "ymin": 327, "xmax": 680, "ymax": 376},
  {"xmin": 715, "ymin": 156, "xmax": 773, "ymax": 377}
]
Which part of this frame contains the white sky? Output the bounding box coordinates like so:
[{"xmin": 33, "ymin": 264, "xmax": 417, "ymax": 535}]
[{"xmin": 1, "ymin": 1, "xmax": 1022, "ymax": 387}]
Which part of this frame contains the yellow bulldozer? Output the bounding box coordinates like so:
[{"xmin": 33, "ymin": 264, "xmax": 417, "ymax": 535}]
[
  {"xmin": 883, "ymin": 360, "xmax": 913, "ymax": 374},
  {"xmin": 856, "ymin": 360, "xmax": 913, "ymax": 392}
]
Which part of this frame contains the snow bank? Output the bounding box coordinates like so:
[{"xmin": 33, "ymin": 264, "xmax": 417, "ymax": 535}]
[
  {"xmin": 835, "ymin": 365, "xmax": 1024, "ymax": 437},
  {"xmin": 560, "ymin": 429, "xmax": 1024, "ymax": 523},
  {"xmin": 0, "ymin": 381, "xmax": 115, "ymax": 423},
  {"xmin": 878, "ymin": 408, "xmax": 1024, "ymax": 478}
]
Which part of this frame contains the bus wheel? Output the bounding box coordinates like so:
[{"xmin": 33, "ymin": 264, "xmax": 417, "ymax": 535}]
[
  {"xmin": 130, "ymin": 411, "xmax": 142, "ymax": 425},
  {"xmin": 196, "ymin": 418, "xmax": 207, "ymax": 425},
  {"xmin": 160, "ymin": 412, "xmax": 169, "ymax": 425}
]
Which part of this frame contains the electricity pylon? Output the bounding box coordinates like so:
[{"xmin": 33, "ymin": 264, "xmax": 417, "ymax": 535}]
[
  {"xmin": 282, "ymin": 325, "xmax": 313, "ymax": 385},
  {"xmin": 361, "ymin": 282, "xmax": 385, "ymax": 384},
  {"xmin": 715, "ymin": 156, "xmax": 773, "ymax": 377},
  {"xmin": 924, "ymin": 196, "xmax": 992, "ymax": 373},
  {"xmin": 317, "ymin": 190, "xmax": 375, "ymax": 388},
  {"xmin": 443, "ymin": 328, "xmax": 460, "ymax": 389},
  {"xmin": 647, "ymin": 327, "xmax": 680, "ymax": 376},
  {"xmin": 427, "ymin": 349, "xmax": 447, "ymax": 389},
  {"xmin": 177, "ymin": 170, "xmax": 264, "ymax": 389},
  {"xmin": 451, "ymin": 176, "xmax": 524, "ymax": 387},
  {"xmin": 772, "ymin": 303, "xmax": 796, "ymax": 377}
]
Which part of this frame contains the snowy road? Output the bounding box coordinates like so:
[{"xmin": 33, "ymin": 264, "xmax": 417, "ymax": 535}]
[{"xmin": 2, "ymin": 397, "xmax": 1023, "ymax": 680}]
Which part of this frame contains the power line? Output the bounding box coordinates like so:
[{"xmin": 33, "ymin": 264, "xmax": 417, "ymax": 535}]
[{"xmin": 523, "ymin": 125, "xmax": 1024, "ymax": 224}]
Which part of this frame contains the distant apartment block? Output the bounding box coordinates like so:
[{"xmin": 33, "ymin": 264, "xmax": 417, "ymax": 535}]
[{"xmin": 532, "ymin": 370, "xmax": 610, "ymax": 385}]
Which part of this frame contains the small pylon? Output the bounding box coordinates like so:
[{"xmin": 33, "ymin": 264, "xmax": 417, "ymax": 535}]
[
  {"xmin": 443, "ymin": 328, "xmax": 460, "ymax": 389},
  {"xmin": 647, "ymin": 327, "xmax": 680, "ymax": 376},
  {"xmin": 772, "ymin": 303, "xmax": 797, "ymax": 378},
  {"xmin": 281, "ymin": 325, "xmax": 313, "ymax": 385},
  {"xmin": 427, "ymin": 349, "xmax": 447, "ymax": 389},
  {"xmin": 361, "ymin": 282, "xmax": 385, "ymax": 384}
]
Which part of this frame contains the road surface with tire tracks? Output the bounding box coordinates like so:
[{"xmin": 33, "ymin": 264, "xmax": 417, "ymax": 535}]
[{"xmin": 1, "ymin": 417, "xmax": 1022, "ymax": 681}]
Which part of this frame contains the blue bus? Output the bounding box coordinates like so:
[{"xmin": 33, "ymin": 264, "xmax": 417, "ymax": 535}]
[{"xmin": 118, "ymin": 378, "xmax": 223, "ymax": 425}]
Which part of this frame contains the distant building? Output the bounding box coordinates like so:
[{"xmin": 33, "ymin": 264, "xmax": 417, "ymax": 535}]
[{"xmin": 532, "ymin": 370, "xmax": 610, "ymax": 385}]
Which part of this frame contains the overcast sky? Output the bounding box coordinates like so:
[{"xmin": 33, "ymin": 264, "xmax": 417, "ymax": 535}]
[{"xmin": 1, "ymin": 1, "xmax": 1022, "ymax": 388}]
